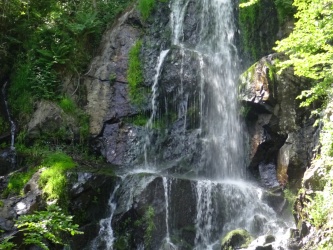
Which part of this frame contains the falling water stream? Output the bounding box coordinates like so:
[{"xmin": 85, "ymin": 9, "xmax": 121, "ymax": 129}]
[
  {"xmin": 90, "ymin": 0, "xmax": 293, "ymax": 249},
  {"xmin": 2, "ymin": 82, "xmax": 16, "ymax": 150}
]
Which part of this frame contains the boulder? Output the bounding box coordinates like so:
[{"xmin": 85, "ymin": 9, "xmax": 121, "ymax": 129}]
[
  {"xmin": 221, "ymin": 228, "xmax": 253, "ymax": 250},
  {"xmin": 26, "ymin": 100, "xmax": 77, "ymax": 141}
]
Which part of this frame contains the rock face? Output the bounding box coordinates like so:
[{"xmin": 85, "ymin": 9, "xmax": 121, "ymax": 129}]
[
  {"xmin": 84, "ymin": 8, "xmax": 142, "ymax": 137},
  {"xmin": 239, "ymin": 55, "xmax": 319, "ymax": 187}
]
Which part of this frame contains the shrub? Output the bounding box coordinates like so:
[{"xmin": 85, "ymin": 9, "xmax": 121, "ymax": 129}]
[{"xmin": 15, "ymin": 205, "xmax": 82, "ymax": 250}]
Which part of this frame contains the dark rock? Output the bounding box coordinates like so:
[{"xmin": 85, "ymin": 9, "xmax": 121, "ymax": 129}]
[
  {"xmin": 264, "ymin": 235, "xmax": 275, "ymax": 244},
  {"xmin": 255, "ymin": 245, "xmax": 273, "ymax": 250},
  {"xmin": 259, "ymin": 162, "xmax": 280, "ymax": 188},
  {"xmin": 68, "ymin": 173, "xmax": 118, "ymax": 250},
  {"xmin": 0, "ymin": 149, "xmax": 15, "ymax": 176},
  {"xmin": 251, "ymin": 214, "xmax": 267, "ymax": 234},
  {"xmin": 262, "ymin": 189, "xmax": 286, "ymax": 214}
]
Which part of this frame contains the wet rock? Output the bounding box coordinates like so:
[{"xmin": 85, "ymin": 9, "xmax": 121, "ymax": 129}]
[
  {"xmin": 255, "ymin": 245, "xmax": 273, "ymax": 250},
  {"xmin": 259, "ymin": 162, "xmax": 280, "ymax": 188},
  {"xmin": 221, "ymin": 228, "xmax": 253, "ymax": 250},
  {"xmin": 100, "ymin": 123, "xmax": 145, "ymax": 166},
  {"xmin": 261, "ymin": 188, "xmax": 286, "ymax": 214},
  {"xmin": 250, "ymin": 214, "xmax": 268, "ymax": 234},
  {"xmin": 68, "ymin": 173, "xmax": 118, "ymax": 250},
  {"xmin": 264, "ymin": 235, "xmax": 275, "ymax": 244}
]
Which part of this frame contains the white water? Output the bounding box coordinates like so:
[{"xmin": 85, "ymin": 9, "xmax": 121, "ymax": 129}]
[
  {"xmin": 91, "ymin": 0, "xmax": 293, "ymax": 249},
  {"xmin": 90, "ymin": 184, "xmax": 121, "ymax": 250},
  {"xmin": 162, "ymin": 177, "xmax": 178, "ymax": 250},
  {"xmin": 144, "ymin": 49, "xmax": 170, "ymax": 168},
  {"xmin": 2, "ymin": 82, "xmax": 16, "ymax": 150}
]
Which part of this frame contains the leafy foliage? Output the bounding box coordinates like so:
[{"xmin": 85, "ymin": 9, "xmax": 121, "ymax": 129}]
[
  {"xmin": 15, "ymin": 205, "xmax": 82, "ymax": 250},
  {"xmin": 275, "ymin": 0, "xmax": 333, "ymax": 108},
  {"xmin": 2, "ymin": 0, "xmax": 133, "ymax": 124},
  {"xmin": 0, "ymin": 229, "xmax": 15, "ymax": 250},
  {"xmin": 239, "ymin": 0, "xmax": 294, "ymax": 61}
]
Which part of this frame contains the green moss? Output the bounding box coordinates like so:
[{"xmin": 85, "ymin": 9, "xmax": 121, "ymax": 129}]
[
  {"xmin": 3, "ymin": 167, "xmax": 39, "ymax": 197},
  {"xmin": 221, "ymin": 229, "xmax": 253, "ymax": 249},
  {"xmin": 240, "ymin": 104, "xmax": 252, "ymax": 118},
  {"xmin": 124, "ymin": 113, "xmax": 150, "ymax": 126},
  {"xmin": 239, "ymin": 0, "xmax": 259, "ymax": 60},
  {"xmin": 138, "ymin": 0, "xmax": 169, "ymax": 21},
  {"xmin": 283, "ymin": 187, "xmax": 297, "ymax": 212},
  {"xmin": 143, "ymin": 206, "xmax": 155, "ymax": 248},
  {"xmin": 138, "ymin": 0, "xmax": 156, "ymax": 21},
  {"xmin": 109, "ymin": 72, "xmax": 117, "ymax": 84},
  {"xmin": 39, "ymin": 152, "xmax": 76, "ymax": 209},
  {"xmin": 127, "ymin": 40, "xmax": 146, "ymax": 105},
  {"xmin": 59, "ymin": 96, "xmax": 76, "ymax": 114}
]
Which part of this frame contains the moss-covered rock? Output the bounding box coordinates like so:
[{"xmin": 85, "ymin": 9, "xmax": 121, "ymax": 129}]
[{"xmin": 221, "ymin": 228, "xmax": 253, "ymax": 250}]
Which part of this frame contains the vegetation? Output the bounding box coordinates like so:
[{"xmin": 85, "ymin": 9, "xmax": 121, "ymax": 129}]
[
  {"xmin": 143, "ymin": 206, "xmax": 155, "ymax": 248},
  {"xmin": 137, "ymin": 0, "xmax": 168, "ymax": 21},
  {"xmin": 0, "ymin": 116, "xmax": 9, "ymax": 135},
  {"xmin": 38, "ymin": 152, "xmax": 76, "ymax": 208},
  {"xmin": 239, "ymin": 0, "xmax": 294, "ymax": 61},
  {"xmin": 1, "ymin": 0, "xmax": 133, "ymax": 124},
  {"xmin": 127, "ymin": 40, "xmax": 145, "ymax": 105},
  {"xmin": 14, "ymin": 205, "xmax": 82, "ymax": 250},
  {"xmin": 221, "ymin": 228, "xmax": 253, "ymax": 250},
  {"xmin": 138, "ymin": 0, "xmax": 156, "ymax": 20},
  {"xmin": 2, "ymin": 167, "xmax": 38, "ymax": 197},
  {"xmin": 275, "ymin": 0, "xmax": 333, "ymax": 109}
]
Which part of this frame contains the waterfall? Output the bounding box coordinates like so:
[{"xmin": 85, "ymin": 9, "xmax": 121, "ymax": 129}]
[
  {"xmin": 90, "ymin": 183, "xmax": 121, "ymax": 250},
  {"xmin": 2, "ymin": 82, "xmax": 16, "ymax": 151},
  {"xmin": 90, "ymin": 0, "xmax": 293, "ymax": 249},
  {"xmin": 144, "ymin": 49, "xmax": 170, "ymax": 168}
]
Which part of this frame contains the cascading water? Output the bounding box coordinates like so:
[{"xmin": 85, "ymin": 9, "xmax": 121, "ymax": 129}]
[
  {"xmin": 2, "ymin": 82, "xmax": 16, "ymax": 151},
  {"xmin": 90, "ymin": 0, "xmax": 294, "ymax": 249},
  {"xmin": 1, "ymin": 81, "xmax": 16, "ymax": 168}
]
